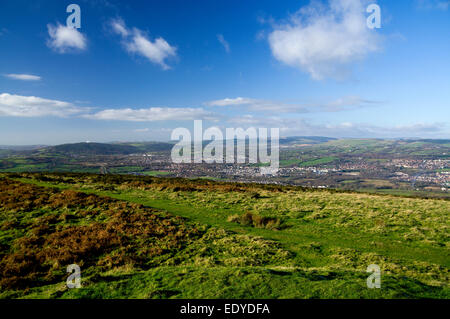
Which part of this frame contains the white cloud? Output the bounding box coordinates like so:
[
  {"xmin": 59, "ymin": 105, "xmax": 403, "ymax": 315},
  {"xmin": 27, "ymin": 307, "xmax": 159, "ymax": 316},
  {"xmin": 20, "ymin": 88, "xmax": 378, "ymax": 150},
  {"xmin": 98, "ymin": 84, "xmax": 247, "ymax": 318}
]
[
  {"xmin": 268, "ymin": 0, "xmax": 380, "ymax": 80},
  {"xmin": 0, "ymin": 92, "xmax": 216, "ymax": 122},
  {"xmin": 217, "ymin": 34, "xmax": 230, "ymax": 53},
  {"xmin": 86, "ymin": 107, "xmax": 214, "ymax": 121},
  {"xmin": 47, "ymin": 23, "xmax": 87, "ymax": 53},
  {"xmin": 0, "ymin": 93, "xmax": 84, "ymax": 117},
  {"xmin": 205, "ymin": 96, "xmax": 378, "ymax": 113},
  {"xmin": 126, "ymin": 31, "xmax": 176, "ymax": 70},
  {"xmin": 206, "ymin": 97, "xmax": 302, "ymax": 112},
  {"xmin": 110, "ymin": 18, "xmax": 176, "ymax": 70},
  {"xmin": 206, "ymin": 97, "xmax": 256, "ymax": 107},
  {"xmin": 4, "ymin": 74, "xmax": 41, "ymax": 81},
  {"xmin": 111, "ymin": 18, "xmax": 129, "ymax": 37}
]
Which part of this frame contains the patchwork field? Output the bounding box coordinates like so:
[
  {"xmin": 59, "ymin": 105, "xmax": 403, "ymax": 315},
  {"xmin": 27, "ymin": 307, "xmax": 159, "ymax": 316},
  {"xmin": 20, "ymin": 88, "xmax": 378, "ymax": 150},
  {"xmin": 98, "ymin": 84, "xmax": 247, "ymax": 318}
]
[{"xmin": 0, "ymin": 172, "xmax": 448, "ymax": 298}]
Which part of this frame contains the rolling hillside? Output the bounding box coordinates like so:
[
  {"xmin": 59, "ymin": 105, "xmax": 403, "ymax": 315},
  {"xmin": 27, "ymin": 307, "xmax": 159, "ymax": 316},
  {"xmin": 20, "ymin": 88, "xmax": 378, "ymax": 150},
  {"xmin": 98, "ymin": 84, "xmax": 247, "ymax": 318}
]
[
  {"xmin": 47, "ymin": 142, "xmax": 140, "ymax": 155},
  {"xmin": 0, "ymin": 172, "xmax": 448, "ymax": 299}
]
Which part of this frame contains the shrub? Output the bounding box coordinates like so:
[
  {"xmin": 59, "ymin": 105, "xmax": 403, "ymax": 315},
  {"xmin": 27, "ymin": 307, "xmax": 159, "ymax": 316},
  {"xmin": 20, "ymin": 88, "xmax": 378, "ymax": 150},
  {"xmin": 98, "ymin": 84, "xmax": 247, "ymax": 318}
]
[{"xmin": 227, "ymin": 212, "xmax": 283, "ymax": 230}]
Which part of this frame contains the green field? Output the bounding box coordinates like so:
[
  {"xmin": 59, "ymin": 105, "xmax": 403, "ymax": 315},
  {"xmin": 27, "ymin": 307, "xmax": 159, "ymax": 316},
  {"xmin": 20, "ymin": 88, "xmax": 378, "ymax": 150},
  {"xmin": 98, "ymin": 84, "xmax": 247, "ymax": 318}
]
[
  {"xmin": 0, "ymin": 172, "xmax": 448, "ymax": 299},
  {"xmin": 298, "ymin": 156, "xmax": 338, "ymax": 167}
]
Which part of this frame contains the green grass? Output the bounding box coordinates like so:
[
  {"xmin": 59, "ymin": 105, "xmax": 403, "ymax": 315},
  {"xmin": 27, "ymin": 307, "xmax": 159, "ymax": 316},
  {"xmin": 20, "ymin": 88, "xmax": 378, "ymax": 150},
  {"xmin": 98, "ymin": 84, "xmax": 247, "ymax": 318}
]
[
  {"xmin": 0, "ymin": 163, "xmax": 49, "ymax": 173},
  {"xmin": 279, "ymin": 159, "xmax": 304, "ymax": 167},
  {"xmin": 142, "ymin": 171, "xmax": 171, "ymax": 177},
  {"xmin": 299, "ymin": 156, "xmax": 338, "ymax": 167},
  {"xmin": 107, "ymin": 166, "xmax": 143, "ymax": 174},
  {"xmin": 1, "ymin": 172, "xmax": 449, "ymax": 299},
  {"xmin": 357, "ymin": 187, "xmax": 449, "ymax": 199},
  {"xmin": 10, "ymin": 265, "xmax": 443, "ymax": 299}
]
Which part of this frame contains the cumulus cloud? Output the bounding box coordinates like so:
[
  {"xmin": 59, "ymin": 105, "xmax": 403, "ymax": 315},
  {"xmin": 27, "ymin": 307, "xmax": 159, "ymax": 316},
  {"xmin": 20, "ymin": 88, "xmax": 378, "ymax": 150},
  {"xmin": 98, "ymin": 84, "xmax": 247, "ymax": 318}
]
[
  {"xmin": 4, "ymin": 74, "xmax": 41, "ymax": 81},
  {"xmin": 110, "ymin": 18, "xmax": 176, "ymax": 70},
  {"xmin": 205, "ymin": 96, "xmax": 378, "ymax": 113},
  {"xmin": 217, "ymin": 34, "xmax": 230, "ymax": 53},
  {"xmin": 47, "ymin": 23, "xmax": 87, "ymax": 53},
  {"xmin": 0, "ymin": 93, "xmax": 84, "ymax": 117},
  {"xmin": 86, "ymin": 107, "xmax": 214, "ymax": 121},
  {"xmin": 267, "ymin": 0, "xmax": 380, "ymax": 80}
]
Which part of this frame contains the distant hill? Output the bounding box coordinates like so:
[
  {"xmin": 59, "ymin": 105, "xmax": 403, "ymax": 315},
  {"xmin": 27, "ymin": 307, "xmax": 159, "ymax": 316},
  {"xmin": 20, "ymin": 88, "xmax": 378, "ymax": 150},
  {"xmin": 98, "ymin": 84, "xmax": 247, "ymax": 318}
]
[
  {"xmin": 415, "ymin": 139, "xmax": 450, "ymax": 145},
  {"xmin": 280, "ymin": 136, "xmax": 337, "ymax": 145},
  {"xmin": 0, "ymin": 145, "xmax": 47, "ymax": 151},
  {"xmin": 12, "ymin": 138, "xmax": 450, "ymax": 157},
  {"xmin": 47, "ymin": 142, "xmax": 140, "ymax": 155},
  {"xmin": 120, "ymin": 142, "xmax": 175, "ymax": 152}
]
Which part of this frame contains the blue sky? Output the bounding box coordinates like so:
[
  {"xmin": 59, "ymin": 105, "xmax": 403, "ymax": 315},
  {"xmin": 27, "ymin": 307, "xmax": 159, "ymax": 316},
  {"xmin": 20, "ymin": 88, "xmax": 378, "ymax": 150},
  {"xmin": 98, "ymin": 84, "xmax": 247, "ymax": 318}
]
[{"xmin": 0, "ymin": 0, "xmax": 449, "ymax": 145}]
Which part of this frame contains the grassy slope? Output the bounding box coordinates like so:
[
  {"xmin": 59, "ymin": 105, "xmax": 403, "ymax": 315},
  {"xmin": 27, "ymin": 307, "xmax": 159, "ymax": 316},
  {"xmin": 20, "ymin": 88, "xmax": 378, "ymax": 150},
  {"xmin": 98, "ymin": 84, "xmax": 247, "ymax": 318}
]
[{"xmin": 0, "ymin": 172, "xmax": 449, "ymax": 299}]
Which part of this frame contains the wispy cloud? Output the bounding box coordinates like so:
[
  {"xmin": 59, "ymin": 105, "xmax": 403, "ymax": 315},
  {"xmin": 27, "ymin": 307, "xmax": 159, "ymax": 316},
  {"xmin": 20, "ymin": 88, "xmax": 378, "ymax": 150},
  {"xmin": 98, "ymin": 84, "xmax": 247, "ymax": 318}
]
[
  {"xmin": 4, "ymin": 74, "xmax": 42, "ymax": 81},
  {"xmin": 133, "ymin": 128, "xmax": 150, "ymax": 132},
  {"xmin": 0, "ymin": 93, "xmax": 85, "ymax": 117},
  {"xmin": 85, "ymin": 107, "xmax": 215, "ymax": 121},
  {"xmin": 322, "ymin": 96, "xmax": 379, "ymax": 112},
  {"xmin": 217, "ymin": 34, "xmax": 230, "ymax": 53},
  {"xmin": 111, "ymin": 18, "xmax": 129, "ymax": 37},
  {"xmin": 206, "ymin": 97, "xmax": 255, "ymax": 107},
  {"xmin": 205, "ymin": 96, "xmax": 379, "ymax": 113},
  {"xmin": 226, "ymin": 115, "xmax": 447, "ymax": 138},
  {"xmin": 267, "ymin": 0, "xmax": 381, "ymax": 80},
  {"xmin": 416, "ymin": 0, "xmax": 450, "ymax": 10},
  {"xmin": 110, "ymin": 18, "xmax": 177, "ymax": 70},
  {"xmin": 47, "ymin": 23, "xmax": 87, "ymax": 53},
  {"xmin": 206, "ymin": 97, "xmax": 302, "ymax": 112},
  {"xmin": 321, "ymin": 122, "xmax": 447, "ymax": 137}
]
